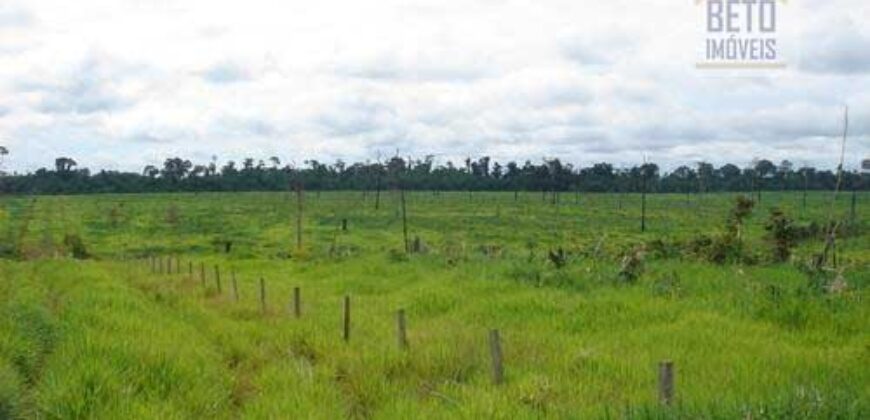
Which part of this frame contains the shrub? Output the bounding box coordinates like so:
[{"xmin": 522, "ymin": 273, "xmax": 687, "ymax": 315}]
[
  {"xmin": 707, "ymin": 233, "xmax": 744, "ymax": 264},
  {"xmin": 165, "ymin": 204, "xmax": 180, "ymax": 228},
  {"xmin": 645, "ymin": 238, "xmax": 681, "ymax": 260},
  {"xmin": 651, "ymin": 270, "xmax": 682, "ymax": 298},
  {"xmin": 688, "ymin": 232, "xmax": 746, "ymax": 264},
  {"xmin": 617, "ymin": 246, "xmax": 645, "ymax": 283},
  {"xmin": 690, "ymin": 196, "xmax": 756, "ymax": 265},
  {"xmin": 0, "ymin": 242, "xmax": 18, "ymax": 259},
  {"xmin": 410, "ymin": 236, "xmax": 425, "ymax": 254},
  {"xmin": 547, "ymin": 247, "xmax": 567, "ymax": 269},
  {"xmin": 63, "ymin": 234, "xmax": 89, "ymax": 259},
  {"xmin": 0, "ymin": 361, "xmax": 22, "ymax": 418},
  {"xmin": 764, "ymin": 208, "xmax": 799, "ymax": 262},
  {"xmin": 686, "ymin": 234, "xmax": 713, "ymax": 257},
  {"xmin": 727, "ymin": 195, "xmax": 755, "ymax": 241},
  {"xmin": 507, "ymin": 261, "xmax": 543, "ymax": 286},
  {"xmin": 387, "ymin": 248, "xmax": 408, "ymax": 263}
]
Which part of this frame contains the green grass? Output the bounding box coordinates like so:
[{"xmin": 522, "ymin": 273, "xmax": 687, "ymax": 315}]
[{"xmin": 0, "ymin": 191, "xmax": 867, "ymax": 418}]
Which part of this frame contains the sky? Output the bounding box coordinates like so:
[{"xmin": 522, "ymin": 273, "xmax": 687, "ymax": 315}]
[{"xmin": 0, "ymin": 0, "xmax": 868, "ymax": 173}]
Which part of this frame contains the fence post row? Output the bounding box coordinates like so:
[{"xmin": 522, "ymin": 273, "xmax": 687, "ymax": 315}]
[{"xmin": 142, "ymin": 259, "xmax": 681, "ymax": 399}]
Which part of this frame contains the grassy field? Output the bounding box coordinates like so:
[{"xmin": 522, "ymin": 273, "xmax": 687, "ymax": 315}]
[{"xmin": 0, "ymin": 191, "xmax": 867, "ymax": 418}]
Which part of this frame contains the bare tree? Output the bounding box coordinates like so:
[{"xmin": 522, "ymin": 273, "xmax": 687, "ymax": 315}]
[{"xmin": 821, "ymin": 106, "xmax": 849, "ymax": 268}]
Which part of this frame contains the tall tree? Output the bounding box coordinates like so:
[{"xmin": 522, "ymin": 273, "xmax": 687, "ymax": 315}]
[
  {"xmin": 0, "ymin": 146, "xmax": 8, "ymax": 175},
  {"xmin": 55, "ymin": 157, "xmax": 77, "ymax": 173},
  {"xmin": 161, "ymin": 158, "xmax": 192, "ymax": 183}
]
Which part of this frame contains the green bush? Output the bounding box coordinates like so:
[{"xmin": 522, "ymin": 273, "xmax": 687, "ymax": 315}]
[{"xmin": 63, "ymin": 234, "xmax": 89, "ymax": 259}]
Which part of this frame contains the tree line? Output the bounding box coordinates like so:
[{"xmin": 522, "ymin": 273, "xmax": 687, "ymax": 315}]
[{"xmin": 0, "ymin": 154, "xmax": 866, "ymax": 195}]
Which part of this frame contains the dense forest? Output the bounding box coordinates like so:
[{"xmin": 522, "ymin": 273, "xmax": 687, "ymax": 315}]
[{"xmin": 0, "ymin": 152, "xmax": 867, "ymax": 195}]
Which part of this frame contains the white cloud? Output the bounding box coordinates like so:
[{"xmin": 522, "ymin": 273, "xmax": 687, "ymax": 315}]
[
  {"xmin": 0, "ymin": 5, "xmax": 33, "ymax": 28},
  {"xmin": 0, "ymin": 0, "xmax": 868, "ymax": 174},
  {"xmin": 800, "ymin": 18, "xmax": 870, "ymax": 74}
]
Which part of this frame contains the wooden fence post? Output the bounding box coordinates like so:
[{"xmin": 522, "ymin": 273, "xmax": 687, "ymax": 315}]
[
  {"xmin": 293, "ymin": 287, "xmax": 301, "ymax": 318},
  {"xmin": 158, "ymin": 257, "xmax": 164, "ymax": 274},
  {"xmin": 295, "ymin": 182, "xmax": 304, "ymax": 251},
  {"xmin": 396, "ymin": 309, "xmax": 408, "ymax": 350},
  {"xmin": 231, "ymin": 270, "xmax": 239, "ymax": 302},
  {"xmin": 659, "ymin": 360, "xmax": 674, "ymax": 406},
  {"xmin": 400, "ymin": 188, "xmax": 409, "ymax": 253},
  {"xmin": 214, "ymin": 265, "xmax": 221, "ymax": 294},
  {"xmin": 641, "ymin": 185, "xmax": 647, "ymax": 233},
  {"xmin": 188, "ymin": 261, "xmax": 193, "ymax": 278},
  {"xmin": 343, "ymin": 296, "xmax": 351, "ymax": 342},
  {"xmin": 200, "ymin": 262, "xmax": 205, "ymax": 287},
  {"xmin": 489, "ymin": 329, "xmax": 504, "ymax": 385},
  {"xmin": 176, "ymin": 257, "xmax": 181, "ymax": 274},
  {"xmin": 259, "ymin": 278, "xmax": 266, "ymax": 313}
]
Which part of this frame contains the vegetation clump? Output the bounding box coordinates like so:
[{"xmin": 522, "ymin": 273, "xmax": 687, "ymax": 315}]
[
  {"xmin": 62, "ymin": 234, "xmax": 89, "ymax": 259},
  {"xmin": 617, "ymin": 246, "xmax": 645, "ymax": 283},
  {"xmin": 0, "ymin": 190, "xmax": 865, "ymax": 418},
  {"xmin": 764, "ymin": 208, "xmax": 799, "ymax": 262},
  {"xmin": 651, "ymin": 270, "xmax": 683, "ymax": 298},
  {"xmin": 547, "ymin": 247, "xmax": 567, "ymax": 269},
  {"xmin": 727, "ymin": 195, "xmax": 755, "ymax": 243},
  {"xmin": 696, "ymin": 195, "xmax": 755, "ymax": 264},
  {"xmin": 644, "ymin": 238, "xmax": 681, "ymax": 260},
  {"xmin": 165, "ymin": 204, "xmax": 180, "ymax": 228}
]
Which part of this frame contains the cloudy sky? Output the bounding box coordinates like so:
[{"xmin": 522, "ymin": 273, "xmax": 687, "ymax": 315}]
[{"xmin": 0, "ymin": 0, "xmax": 868, "ymax": 173}]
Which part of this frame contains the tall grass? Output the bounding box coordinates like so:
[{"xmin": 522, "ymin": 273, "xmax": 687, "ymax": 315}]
[{"xmin": 0, "ymin": 191, "xmax": 866, "ymax": 418}]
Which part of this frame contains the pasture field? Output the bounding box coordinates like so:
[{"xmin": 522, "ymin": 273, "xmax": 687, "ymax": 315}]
[{"xmin": 0, "ymin": 191, "xmax": 867, "ymax": 418}]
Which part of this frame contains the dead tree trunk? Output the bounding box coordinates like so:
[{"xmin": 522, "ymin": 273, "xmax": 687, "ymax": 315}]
[{"xmin": 374, "ymin": 174, "xmax": 381, "ymax": 211}]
